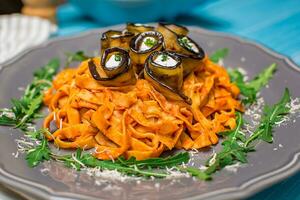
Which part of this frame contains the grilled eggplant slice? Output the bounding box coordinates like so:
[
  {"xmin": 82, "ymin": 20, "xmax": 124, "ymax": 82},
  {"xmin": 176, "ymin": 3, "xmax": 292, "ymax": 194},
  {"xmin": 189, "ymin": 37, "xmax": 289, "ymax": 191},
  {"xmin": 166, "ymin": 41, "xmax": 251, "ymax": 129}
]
[
  {"xmin": 129, "ymin": 31, "xmax": 164, "ymax": 73},
  {"xmin": 101, "ymin": 30, "xmax": 134, "ymax": 54},
  {"xmin": 144, "ymin": 51, "xmax": 191, "ymax": 104},
  {"xmin": 89, "ymin": 47, "xmax": 136, "ymax": 86},
  {"xmin": 126, "ymin": 23, "xmax": 155, "ymax": 34}
]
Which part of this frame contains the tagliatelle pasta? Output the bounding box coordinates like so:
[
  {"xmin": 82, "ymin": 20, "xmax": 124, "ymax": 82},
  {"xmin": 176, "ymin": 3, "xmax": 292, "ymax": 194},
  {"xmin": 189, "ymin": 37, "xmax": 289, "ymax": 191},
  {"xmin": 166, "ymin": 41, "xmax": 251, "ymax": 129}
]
[{"xmin": 43, "ymin": 56, "xmax": 243, "ymax": 161}]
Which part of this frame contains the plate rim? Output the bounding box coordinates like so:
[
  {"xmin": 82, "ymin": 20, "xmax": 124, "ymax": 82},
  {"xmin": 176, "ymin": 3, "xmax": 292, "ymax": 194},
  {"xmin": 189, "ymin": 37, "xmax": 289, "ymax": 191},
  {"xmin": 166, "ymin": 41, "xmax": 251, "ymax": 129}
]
[{"xmin": 0, "ymin": 25, "xmax": 300, "ymax": 200}]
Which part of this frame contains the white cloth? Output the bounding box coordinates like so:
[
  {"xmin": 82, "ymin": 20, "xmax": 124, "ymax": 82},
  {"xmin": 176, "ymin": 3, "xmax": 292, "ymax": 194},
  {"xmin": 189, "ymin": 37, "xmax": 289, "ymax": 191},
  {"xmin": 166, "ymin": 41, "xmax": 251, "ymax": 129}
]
[{"xmin": 0, "ymin": 14, "xmax": 57, "ymax": 65}]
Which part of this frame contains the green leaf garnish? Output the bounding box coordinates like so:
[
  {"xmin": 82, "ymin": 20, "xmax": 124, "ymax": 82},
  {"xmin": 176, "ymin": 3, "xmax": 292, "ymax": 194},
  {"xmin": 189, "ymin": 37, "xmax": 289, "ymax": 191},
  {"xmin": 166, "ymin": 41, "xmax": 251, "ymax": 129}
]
[
  {"xmin": 26, "ymin": 137, "xmax": 51, "ymax": 167},
  {"xmin": 210, "ymin": 48, "xmax": 229, "ymax": 63},
  {"xmin": 229, "ymin": 63, "xmax": 277, "ymax": 104},
  {"xmin": 161, "ymin": 54, "xmax": 168, "ymax": 62},
  {"xmin": 205, "ymin": 88, "xmax": 292, "ymax": 178},
  {"xmin": 55, "ymin": 149, "xmax": 197, "ymax": 178},
  {"xmin": 117, "ymin": 152, "xmax": 190, "ymax": 168},
  {"xmin": 244, "ymin": 88, "xmax": 291, "ymax": 146},
  {"xmin": 178, "ymin": 37, "xmax": 193, "ymax": 51},
  {"xmin": 114, "ymin": 54, "xmax": 122, "ymax": 62},
  {"xmin": 65, "ymin": 51, "xmax": 89, "ymax": 67},
  {"xmin": 205, "ymin": 112, "xmax": 249, "ymax": 175},
  {"xmin": 144, "ymin": 38, "xmax": 157, "ymax": 48},
  {"xmin": 180, "ymin": 166, "xmax": 212, "ymax": 180},
  {"xmin": 0, "ymin": 59, "xmax": 59, "ymax": 130},
  {"xmin": 0, "ymin": 113, "xmax": 16, "ymax": 126}
]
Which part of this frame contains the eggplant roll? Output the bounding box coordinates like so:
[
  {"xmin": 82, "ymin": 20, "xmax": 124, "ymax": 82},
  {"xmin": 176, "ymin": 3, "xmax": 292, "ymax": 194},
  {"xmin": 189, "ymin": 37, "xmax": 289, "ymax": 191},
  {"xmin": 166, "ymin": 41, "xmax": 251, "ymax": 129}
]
[
  {"xmin": 129, "ymin": 31, "xmax": 164, "ymax": 73},
  {"xmin": 126, "ymin": 23, "xmax": 155, "ymax": 34},
  {"xmin": 175, "ymin": 35, "xmax": 206, "ymax": 77},
  {"xmin": 101, "ymin": 30, "xmax": 134, "ymax": 54},
  {"xmin": 144, "ymin": 51, "xmax": 191, "ymax": 104},
  {"xmin": 157, "ymin": 23, "xmax": 205, "ymax": 77},
  {"xmin": 89, "ymin": 47, "xmax": 136, "ymax": 86}
]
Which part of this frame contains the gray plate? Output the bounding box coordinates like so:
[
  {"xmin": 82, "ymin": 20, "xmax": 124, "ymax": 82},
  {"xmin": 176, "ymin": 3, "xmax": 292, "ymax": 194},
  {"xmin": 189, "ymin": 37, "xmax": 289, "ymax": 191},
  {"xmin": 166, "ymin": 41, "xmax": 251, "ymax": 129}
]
[{"xmin": 0, "ymin": 25, "xmax": 300, "ymax": 200}]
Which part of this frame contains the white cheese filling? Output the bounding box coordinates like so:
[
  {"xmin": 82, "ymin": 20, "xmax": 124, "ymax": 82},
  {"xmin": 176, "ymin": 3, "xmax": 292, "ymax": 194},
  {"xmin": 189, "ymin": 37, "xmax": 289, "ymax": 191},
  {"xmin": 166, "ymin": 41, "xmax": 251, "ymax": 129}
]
[
  {"xmin": 154, "ymin": 54, "xmax": 178, "ymax": 67},
  {"xmin": 180, "ymin": 37, "xmax": 199, "ymax": 53},
  {"xmin": 105, "ymin": 54, "xmax": 122, "ymax": 69}
]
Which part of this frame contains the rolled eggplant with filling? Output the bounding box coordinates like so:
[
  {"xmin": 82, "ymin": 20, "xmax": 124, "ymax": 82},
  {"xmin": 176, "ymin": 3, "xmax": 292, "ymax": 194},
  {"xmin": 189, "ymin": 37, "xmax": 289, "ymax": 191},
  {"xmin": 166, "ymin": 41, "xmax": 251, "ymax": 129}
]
[
  {"xmin": 157, "ymin": 23, "xmax": 205, "ymax": 77},
  {"xmin": 175, "ymin": 35, "xmax": 206, "ymax": 77},
  {"xmin": 129, "ymin": 31, "xmax": 164, "ymax": 73},
  {"xmin": 126, "ymin": 23, "xmax": 155, "ymax": 34},
  {"xmin": 89, "ymin": 47, "xmax": 136, "ymax": 86},
  {"xmin": 101, "ymin": 30, "xmax": 134, "ymax": 54},
  {"xmin": 144, "ymin": 51, "xmax": 191, "ymax": 104}
]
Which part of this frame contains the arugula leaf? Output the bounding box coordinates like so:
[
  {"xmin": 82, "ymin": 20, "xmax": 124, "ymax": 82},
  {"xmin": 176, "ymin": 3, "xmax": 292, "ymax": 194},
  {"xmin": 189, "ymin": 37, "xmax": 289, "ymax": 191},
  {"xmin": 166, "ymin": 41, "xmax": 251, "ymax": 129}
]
[
  {"xmin": 205, "ymin": 89, "xmax": 292, "ymax": 178},
  {"xmin": 25, "ymin": 128, "xmax": 48, "ymax": 140},
  {"xmin": 180, "ymin": 167, "xmax": 211, "ymax": 180},
  {"xmin": 60, "ymin": 149, "xmax": 169, "ymax": 178},
  {"xmin": 54, "ymin": 149, "xmax": 205, "ymax": 179},
  {"xmin": 210, "ymin": 48, "xmax": 229, "ymax": 63},
  {"xmin": 205, "ymin": 112, "xmax": 249, "ymax": 175},
  {"xmin": 82, "ymin": 155, "xmax": 168, "ymax": 178},
  {"xmin": 247, "ymin": 63, "xmax": 277, "ymax": 91},
  {"xmin": 0, "ymin": 59, "xmax": 59, "ymax": 130},
  {"xmin": 244, "ymin": 88, "xmax": 291, "ymax": 146},
  {"xmin": 229, "ymin": 63, "xmax": 277, "ymax": 104},
  {"xmin": 65, "ymin": 51, "xmax": 89, "ymax": 67},
  {"xmin": 117, "ymin": 152, "xmax": 190, "ymax": 168},
  {"xmin": 0, "ymin": 114, "xmax": 16, "ymax": 126},
  {"xmin": 33, "ymin": 59, "xmax": 59, "ymax": 81},
  {"xmin": 26, "ymin": 138, "xmax": 51, "ymax": 167}
]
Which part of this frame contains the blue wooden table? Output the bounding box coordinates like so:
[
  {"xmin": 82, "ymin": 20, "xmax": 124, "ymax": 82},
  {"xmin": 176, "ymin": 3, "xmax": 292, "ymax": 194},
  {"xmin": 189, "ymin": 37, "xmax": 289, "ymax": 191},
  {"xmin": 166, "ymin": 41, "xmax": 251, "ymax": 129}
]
[{"xmin": 55, "ymin": 1, "xmax": 300, "ymax": 199}]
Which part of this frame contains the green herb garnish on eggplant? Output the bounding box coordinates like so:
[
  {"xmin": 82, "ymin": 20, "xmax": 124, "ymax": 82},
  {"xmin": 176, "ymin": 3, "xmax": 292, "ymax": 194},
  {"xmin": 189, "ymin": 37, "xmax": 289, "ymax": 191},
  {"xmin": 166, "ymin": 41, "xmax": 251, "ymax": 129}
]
[
  {"xmin": 89, "ymin": 47, "xmax": 136, "ymax": 86},
  {"xmin": 157, "ymin": 23, "xmax": 205, "ymax": 77},
  {"xmin": 129, "ymin": 31, "xmax": 164, "ymax": 73}
]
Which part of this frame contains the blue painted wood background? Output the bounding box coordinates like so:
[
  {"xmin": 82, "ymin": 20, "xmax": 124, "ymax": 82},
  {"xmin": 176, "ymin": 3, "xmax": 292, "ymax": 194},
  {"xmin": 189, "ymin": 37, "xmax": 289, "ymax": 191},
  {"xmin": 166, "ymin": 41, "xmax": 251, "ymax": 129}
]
[{"xmin": 55, "ymin": 0, "xmax": 300, "ymax": 199}]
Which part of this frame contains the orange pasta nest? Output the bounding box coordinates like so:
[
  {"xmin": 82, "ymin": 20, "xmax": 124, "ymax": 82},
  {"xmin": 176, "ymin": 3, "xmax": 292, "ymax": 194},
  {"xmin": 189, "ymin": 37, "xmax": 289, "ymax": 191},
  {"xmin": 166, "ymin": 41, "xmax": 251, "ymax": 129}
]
[{"xmin": 43, "ymin": 57, "xmax": 243, "ymax": 160}]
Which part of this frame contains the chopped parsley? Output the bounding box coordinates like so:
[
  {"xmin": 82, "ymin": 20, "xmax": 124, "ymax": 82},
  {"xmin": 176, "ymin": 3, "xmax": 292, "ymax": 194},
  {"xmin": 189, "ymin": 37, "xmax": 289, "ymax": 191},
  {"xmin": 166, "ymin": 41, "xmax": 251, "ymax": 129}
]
[
  {"xmin": 144, "ymin": 37, "xmax": 157, "ymax": 48},
  {"xmin": 161, "ymin": 54, "xmax": 169, "ymax": 62},
  {"xmin": 178, "ymin": 36, "xmax": 193, "ymax": 51},
  {"xmin": 114, "ymin": 54, "xmax": 122, "ymax": 62}
]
